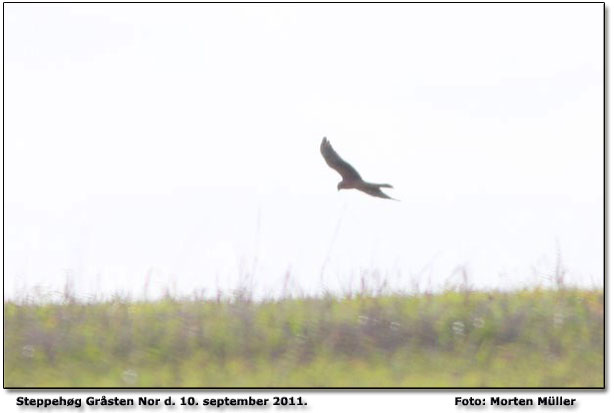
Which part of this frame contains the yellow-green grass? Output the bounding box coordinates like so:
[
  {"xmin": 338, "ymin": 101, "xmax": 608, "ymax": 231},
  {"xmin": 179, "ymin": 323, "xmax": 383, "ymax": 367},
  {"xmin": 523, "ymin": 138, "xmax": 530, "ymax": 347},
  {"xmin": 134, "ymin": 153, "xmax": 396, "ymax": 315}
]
[{"xmin": 4, "ymin": 288, "xmax": 603, "ymax": 387}]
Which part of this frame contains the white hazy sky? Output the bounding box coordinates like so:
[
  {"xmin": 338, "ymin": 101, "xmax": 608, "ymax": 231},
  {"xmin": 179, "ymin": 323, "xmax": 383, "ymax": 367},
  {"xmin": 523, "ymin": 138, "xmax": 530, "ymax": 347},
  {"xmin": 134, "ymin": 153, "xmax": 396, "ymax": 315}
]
[{"xmin": 3, "ymin": 3, "xmax": 604, "ymax": 300}]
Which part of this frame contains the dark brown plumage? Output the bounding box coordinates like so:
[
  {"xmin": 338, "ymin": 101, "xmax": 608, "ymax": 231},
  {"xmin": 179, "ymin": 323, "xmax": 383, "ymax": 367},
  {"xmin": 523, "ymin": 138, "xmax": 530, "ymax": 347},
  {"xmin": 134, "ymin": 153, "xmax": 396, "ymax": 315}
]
[{"xmin": 320, "ymin": 137, "xmax": 397, "ymax": 200}]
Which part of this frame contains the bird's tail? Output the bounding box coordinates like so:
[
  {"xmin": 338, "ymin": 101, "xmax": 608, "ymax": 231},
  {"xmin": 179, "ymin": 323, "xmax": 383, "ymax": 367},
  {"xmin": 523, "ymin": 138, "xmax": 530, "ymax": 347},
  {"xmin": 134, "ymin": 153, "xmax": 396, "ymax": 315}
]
[{"xmin": 361, "ymin": 182, "xmax": 399, "ymax": 201}]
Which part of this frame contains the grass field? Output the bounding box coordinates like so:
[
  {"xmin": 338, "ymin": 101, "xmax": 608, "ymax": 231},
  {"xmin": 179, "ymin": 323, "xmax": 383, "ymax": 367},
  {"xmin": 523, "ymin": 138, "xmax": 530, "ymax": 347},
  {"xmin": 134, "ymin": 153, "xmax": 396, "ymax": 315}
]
[{"xmin": 4, "ymin": 288, "xmax": 604, "ymax": 387}]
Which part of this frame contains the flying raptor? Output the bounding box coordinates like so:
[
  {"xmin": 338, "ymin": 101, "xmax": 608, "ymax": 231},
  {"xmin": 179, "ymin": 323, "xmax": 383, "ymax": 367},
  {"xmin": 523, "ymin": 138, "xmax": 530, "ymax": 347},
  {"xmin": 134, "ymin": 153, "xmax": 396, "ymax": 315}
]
[{"xmin": 320, "ymin": 137, "xmax": 397, "ymax": 200}]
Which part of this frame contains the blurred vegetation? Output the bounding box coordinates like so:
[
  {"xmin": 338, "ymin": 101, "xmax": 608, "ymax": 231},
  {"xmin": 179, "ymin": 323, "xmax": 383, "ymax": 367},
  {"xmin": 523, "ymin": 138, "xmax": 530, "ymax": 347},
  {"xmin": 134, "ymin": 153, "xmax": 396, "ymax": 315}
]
[{"xmin": 4, "ymin": 288, "xmax": 603, "ymax": 387}]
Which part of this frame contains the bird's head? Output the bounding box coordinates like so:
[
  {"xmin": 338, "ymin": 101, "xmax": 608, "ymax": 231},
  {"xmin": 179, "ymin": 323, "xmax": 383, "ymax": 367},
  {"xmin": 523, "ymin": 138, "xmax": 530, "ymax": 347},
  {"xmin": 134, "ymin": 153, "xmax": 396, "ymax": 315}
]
[{"xmin": 337, "ymin": 181, "xmax": 350, "ymax": 191}]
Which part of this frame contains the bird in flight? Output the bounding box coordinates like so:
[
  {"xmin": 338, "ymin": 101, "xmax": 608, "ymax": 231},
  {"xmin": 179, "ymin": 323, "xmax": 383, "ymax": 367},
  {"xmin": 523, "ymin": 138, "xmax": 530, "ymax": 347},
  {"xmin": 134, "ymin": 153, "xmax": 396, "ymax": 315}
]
[{"xmin": 320, "ymin": 137, "xmax": 398, "ymax": 200}]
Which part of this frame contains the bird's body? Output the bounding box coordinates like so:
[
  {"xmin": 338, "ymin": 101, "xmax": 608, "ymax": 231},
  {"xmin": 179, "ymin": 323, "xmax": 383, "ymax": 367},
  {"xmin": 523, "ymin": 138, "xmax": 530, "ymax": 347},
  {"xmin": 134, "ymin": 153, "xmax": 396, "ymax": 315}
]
[{"xmin": 320, "ymin": 137, "xmax": 397, "ymax": 200}]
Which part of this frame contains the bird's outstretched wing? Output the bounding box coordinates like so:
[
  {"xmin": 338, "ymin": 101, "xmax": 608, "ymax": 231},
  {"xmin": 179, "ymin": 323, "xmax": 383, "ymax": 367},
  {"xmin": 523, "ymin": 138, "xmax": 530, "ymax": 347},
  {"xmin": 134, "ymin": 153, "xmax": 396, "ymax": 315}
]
[{"xmin": 320, "ymin": 137, "xmax": 362, "ymax": 182}]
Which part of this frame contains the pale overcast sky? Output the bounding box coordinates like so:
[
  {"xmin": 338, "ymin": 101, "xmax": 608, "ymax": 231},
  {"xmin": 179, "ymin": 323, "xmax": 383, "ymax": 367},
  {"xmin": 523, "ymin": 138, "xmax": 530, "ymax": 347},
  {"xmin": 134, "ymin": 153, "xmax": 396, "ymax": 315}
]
[{"xmin": 4, "ymin": 3, "xmax": 604, "ymax": 299}]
